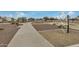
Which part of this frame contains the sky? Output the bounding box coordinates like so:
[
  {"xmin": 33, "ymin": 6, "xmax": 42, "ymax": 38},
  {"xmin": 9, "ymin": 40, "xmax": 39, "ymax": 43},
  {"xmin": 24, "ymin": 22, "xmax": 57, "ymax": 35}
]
[{"xmin": 0, "ymin": 11, "xmax": 79, "ymax": 19}]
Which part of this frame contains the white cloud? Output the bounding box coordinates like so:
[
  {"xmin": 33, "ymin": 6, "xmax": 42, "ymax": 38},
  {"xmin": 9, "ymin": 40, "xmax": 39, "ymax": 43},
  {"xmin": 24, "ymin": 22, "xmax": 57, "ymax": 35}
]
[
  {"xmin": 16, "ymin": 12, "xmax": 25, "ymax": 17},
  {"xmin": 68, "ymin": 11, "xmax": 75, "ymax": 16}
]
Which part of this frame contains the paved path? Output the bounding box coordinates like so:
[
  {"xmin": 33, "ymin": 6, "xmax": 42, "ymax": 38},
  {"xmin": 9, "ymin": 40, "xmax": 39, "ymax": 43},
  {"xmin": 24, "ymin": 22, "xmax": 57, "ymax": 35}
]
[
  {"xmin": 8, "ymin": 23, "xmax": 53, "ymax": 47},
  {"xmin": 67, "ymin": 44, "xmax": 79, "ymax": 47}
]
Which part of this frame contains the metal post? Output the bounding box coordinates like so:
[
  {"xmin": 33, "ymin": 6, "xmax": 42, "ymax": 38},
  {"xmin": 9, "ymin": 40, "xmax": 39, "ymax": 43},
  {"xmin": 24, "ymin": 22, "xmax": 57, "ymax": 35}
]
[{"xmin": 67, "ymin": 15, "xmax": 69, "ymax": 33}]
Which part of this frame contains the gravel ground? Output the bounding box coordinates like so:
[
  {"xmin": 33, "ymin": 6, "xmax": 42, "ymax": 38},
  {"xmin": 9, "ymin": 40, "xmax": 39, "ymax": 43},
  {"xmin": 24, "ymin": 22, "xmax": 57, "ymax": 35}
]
[
  {"xmin": 32, "ymin": 23, "xmax": 79, "ymax": 47},
  {"xmin": 0, "ymin": 23, "xmax": 18, "ymax": 47}
]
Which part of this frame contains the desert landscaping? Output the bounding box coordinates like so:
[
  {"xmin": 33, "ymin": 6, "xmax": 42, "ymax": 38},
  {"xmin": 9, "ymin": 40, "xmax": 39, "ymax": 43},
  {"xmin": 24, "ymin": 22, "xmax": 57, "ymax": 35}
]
[
  {"xmin": 0, "ymin": 23, "xmax": 19, "ymax": 47},
  {"xmin": 0, "ymin": 11, "xmax": 79, "ymax": 47},
  {"xmin": 32, "ymin": 22, "xmax": 79, "ymax": 47}
]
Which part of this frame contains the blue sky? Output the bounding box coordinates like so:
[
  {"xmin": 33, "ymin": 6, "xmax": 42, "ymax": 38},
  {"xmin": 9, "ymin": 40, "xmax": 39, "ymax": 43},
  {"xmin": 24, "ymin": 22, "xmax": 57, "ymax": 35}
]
[{"xmin": 0, "ymin": 11, "xmax": 79, "ymax": 18}]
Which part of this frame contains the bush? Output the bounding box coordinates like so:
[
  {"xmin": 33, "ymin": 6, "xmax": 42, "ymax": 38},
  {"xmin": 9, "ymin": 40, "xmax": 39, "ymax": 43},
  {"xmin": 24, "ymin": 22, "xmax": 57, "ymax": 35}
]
[
  {"xmin": 52, "ymin": 23, "xmax": 57, "ymax": 26},
  {"xmin": 63, "ymin": 25, "xmax": 67, "ymax": 29},
  {"xmin": 0, "ymin": 28, "xmax": 4, "ymax": 30},
  {"xmin": 16, "ymin": 23, "xmax": 19, "ymax": 26},
  {"xmin": 58, "ymin": 25, "xmax": 67, "ymax": 29},
  {"xmin": 58, "ymin": 25, "xmax": 64, "ymax": 28},
  {"xmin": 11, "ymin": 22, "xmax": 20, "ymax": 26},
  {"xmin": 11, "ymin": 22, "xmax": 15, "ymax": 24}
]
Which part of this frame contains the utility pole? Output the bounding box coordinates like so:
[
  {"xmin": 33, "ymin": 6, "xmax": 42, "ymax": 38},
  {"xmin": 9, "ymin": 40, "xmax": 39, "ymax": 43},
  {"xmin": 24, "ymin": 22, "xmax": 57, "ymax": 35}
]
[{"xmin": 67, "ymin": 15, "xmax": 69, "ymax": 33}]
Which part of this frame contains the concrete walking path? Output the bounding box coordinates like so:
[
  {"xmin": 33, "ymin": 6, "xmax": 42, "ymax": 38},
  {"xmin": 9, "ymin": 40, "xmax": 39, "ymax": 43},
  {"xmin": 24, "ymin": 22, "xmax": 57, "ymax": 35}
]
[
  {"xmin": 67, "ymin": 44, "xmax": 79, "ymax": 47},
  {"xmin": 8, "ymin": 23, "xmax": 53, "ymax": 47}
]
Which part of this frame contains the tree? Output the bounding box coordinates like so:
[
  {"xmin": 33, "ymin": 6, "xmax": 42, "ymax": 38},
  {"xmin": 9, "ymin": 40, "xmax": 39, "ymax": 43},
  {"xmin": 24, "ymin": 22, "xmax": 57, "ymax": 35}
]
[
  {"xmin": 11, "ymin": 18, "xmax": 15, "ymax": 22},
  {"xmin": 43, "ymin": 17, "xmax": 49, "ymax": 21},
  {"xmin": 36, "ymin": 18, "xmax": 42, "ymax": 21},
  {"xmin": 21, "ymin": 17, "xmax": 27, "ymax": 22},
  {"xmin": 0, "ymin": 16, "xmax": 1, "ymax": 19},
  {"xmin": 17, "ymin": 17, "xmax": 27, "ymax": 23},
  {"xmin": 11, "ymin": 17, "xmax": 15, "ymax": 24},
  {"xmin": 76, "ymin": 16, "xmax": 79, "ymax": 20},
  {"xmin": 28, "ymin": 18, "xmax": 35, "ymax": 22},
  {"xmin": 49, "ymin": 17, "xmax": 54, "ymax": 21}
]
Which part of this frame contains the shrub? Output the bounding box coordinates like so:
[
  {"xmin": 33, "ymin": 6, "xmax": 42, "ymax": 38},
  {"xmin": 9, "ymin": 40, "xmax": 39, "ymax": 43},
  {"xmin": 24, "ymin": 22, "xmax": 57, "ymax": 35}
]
[
  {"xmin": 52, "ymin": 23, "xmax": 57, "ymax": 26},
  {"xmin": 63, "ymin": 25, "xmax": 67, "ymax": 29},
  {"xmin": 0, "ymin": 28, "xmax": 4, "ymax": 30},
  {"xmin": 16, "ymin": 23, "xmax": 19, "ymax": 26},
  {"xmin": 58, "ymin": 25, "xmax": 67, "ymax": 29},
  {"xmin": 58, "ymin": 25, "xmax": 63, "ymax": 28},
  {"xmin": 11, "ymin": 22, "xmax": 15, "ymax": 24}
]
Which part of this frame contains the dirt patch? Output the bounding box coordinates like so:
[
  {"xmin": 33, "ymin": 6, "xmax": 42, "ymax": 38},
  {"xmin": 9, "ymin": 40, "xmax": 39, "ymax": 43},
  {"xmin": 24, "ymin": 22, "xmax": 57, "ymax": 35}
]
[
  {"xmin": 32, "ymin": 23, "xmax": 58, "ymax": 31},
  {"xmin": 32, "ymin": 23, "xmax": 79, "ymax": 47},
  {"xmin": 0, "ymin": 23, "xmax": 19, "ymax": 47}
]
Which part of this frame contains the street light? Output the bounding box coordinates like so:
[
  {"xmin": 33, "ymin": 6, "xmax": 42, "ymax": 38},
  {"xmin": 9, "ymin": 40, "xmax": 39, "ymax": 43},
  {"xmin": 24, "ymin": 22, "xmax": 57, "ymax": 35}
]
[{"xmin": 67, "ymin": 15, "xmax": 70, "ymax": 33}]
